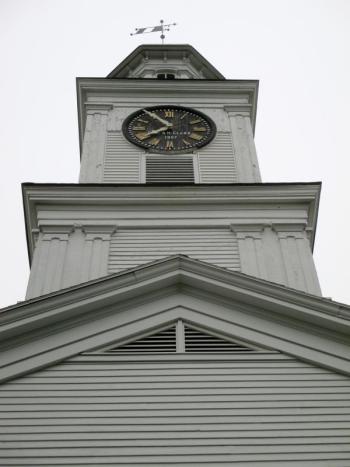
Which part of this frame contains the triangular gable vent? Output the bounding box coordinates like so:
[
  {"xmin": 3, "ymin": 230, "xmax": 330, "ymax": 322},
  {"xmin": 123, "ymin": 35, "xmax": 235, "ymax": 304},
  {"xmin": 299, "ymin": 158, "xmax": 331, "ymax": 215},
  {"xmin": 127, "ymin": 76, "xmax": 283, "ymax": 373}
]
[
  {"xmin": 103, "ymin": 321, "xmax": 257, "ymax": 354},
  {"xmin": 106, "ymin": 325, "xmax": 177, "ymax": 354},
  {"xmin": 184, "ymin": 325, "xmax": 253, "ymax": 353}
]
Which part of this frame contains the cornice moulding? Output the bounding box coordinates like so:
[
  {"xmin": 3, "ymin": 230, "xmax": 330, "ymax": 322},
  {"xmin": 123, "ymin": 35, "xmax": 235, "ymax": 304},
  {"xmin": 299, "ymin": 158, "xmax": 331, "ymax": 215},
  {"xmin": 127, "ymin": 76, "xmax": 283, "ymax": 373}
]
[
  {"xmin": 22, "ymin": 183, "xmax": 321, "ymax": 262},
  {"xmin": 77, "ymin": 79, "xmax": 258, "ymax": 92},
  {"xmin": 85, "ymin": 103, "xmax": 113, "ymax": 112},
  {"xmin": 22, "ymin": 182, "xmax": 321, "ymax": 200}
]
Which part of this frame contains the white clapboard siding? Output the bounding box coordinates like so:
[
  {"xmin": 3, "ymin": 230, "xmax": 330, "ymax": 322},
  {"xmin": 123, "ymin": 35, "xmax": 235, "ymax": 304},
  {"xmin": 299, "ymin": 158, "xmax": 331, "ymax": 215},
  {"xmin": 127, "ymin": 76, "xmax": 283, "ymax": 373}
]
[
  {"xmin": 1, "ymin": 354, "xmax": 350, "ymax": 465},
  {"xmin": 198, "ymin": 132, "xmax": 237, "ymax": 183},
  {"xmin": 103, "ymin": 131, "xmax": 142, "ymax": 183},
  {"xmin": 108, "ymin": 228, "xmax": 240, "ymax": 273}
]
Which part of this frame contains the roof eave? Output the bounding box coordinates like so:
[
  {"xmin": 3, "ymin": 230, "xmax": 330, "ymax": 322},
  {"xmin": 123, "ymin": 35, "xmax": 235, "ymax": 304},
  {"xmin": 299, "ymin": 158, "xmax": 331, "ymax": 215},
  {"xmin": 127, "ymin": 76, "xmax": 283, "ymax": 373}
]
[{"xmin": 1, "ymin": 255, "xmax": 349, "ymax": 383}]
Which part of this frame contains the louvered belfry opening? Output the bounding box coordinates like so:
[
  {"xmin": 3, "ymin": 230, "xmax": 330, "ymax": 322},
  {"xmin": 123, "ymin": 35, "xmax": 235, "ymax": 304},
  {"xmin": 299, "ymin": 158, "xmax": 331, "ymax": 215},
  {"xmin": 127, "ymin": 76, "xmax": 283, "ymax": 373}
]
[
  {"xmin": 106, "ymin": 322, "xmax": 255, "ymax": 354},
  {"xmin": 146, "ymin": 156, "xmax": 194, "ymax": 183}
]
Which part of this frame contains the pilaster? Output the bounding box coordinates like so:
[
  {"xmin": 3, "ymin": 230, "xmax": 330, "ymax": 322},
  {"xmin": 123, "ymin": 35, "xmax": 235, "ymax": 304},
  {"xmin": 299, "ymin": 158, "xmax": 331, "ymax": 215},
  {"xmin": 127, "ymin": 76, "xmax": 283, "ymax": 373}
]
[
  {"xmin": 231, "ymin": 225, "xmax": 268, "ymax": 281},
  {"xmin": 81, "ymin": 226, "xmax": 118, "ymax": 282},
  {"xmin": 26, "ymin": 224, "xmax": 117, "ymax": 299},
  {"xmin": 79, "ymin": 105, "xmax": 112, "ymax": 183},
  {"xmin": 276, "ymin": 224, "xmax": 321, "ymax": 295},
  {"xmin": 231, "ymin": 223, "xmax": 321, "ymax": 295},
  {"xmin": 225, "ymin": 106, "xmax": 261, "ymax": 182},
  {"xmin": 26, "ymin": 226, "xmax": 71, "ymax": 299}
]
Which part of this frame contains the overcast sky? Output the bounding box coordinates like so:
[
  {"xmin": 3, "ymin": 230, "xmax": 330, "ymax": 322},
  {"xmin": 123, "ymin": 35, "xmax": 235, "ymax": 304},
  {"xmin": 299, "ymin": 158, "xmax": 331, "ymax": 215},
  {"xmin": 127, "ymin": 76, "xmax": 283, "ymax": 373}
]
[{"xmin": 0, "ymin": 0, "xmax": 349, "ymax": 308}]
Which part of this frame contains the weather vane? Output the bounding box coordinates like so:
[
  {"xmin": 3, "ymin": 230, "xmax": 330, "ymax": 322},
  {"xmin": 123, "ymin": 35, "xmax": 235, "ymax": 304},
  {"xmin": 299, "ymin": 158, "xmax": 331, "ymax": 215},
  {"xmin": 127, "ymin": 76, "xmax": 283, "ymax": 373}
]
[{"xmin": 130, "ymin": 19, "xmax": 177, "ymax": 45}]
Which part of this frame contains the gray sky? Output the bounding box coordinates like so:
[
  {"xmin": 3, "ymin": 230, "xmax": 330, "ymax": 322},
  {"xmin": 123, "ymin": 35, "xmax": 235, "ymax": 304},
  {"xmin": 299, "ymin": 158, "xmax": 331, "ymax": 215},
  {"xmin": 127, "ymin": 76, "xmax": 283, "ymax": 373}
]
[{"xmin": 0, "ymin": 0, "xmax": 349, "ymax": 308}]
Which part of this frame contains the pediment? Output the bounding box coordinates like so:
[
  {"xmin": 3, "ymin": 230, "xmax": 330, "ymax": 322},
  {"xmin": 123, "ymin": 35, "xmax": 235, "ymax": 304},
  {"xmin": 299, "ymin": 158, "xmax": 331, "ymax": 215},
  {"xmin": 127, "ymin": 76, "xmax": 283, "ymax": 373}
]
[
  {"xmin": 107, "ymin": 44, "xmax": 225, "ymax": 79},
  {"xmin": 0, "ymin": 255, "xmax": 350, "ymax": 382}
]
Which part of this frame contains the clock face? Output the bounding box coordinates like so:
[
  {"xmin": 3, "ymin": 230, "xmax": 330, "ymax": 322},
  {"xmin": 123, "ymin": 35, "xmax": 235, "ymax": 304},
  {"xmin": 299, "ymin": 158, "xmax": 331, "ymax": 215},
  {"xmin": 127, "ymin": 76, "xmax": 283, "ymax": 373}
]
[{"xmin": 122, "ymin": 106, "xmax": 216, "ymax": 154}]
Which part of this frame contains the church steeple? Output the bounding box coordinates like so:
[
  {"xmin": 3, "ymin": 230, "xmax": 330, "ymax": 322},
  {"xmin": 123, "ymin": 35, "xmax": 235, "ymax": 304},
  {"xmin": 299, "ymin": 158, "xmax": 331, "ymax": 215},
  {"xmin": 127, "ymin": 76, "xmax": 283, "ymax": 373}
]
[
  {"xmin": 77, "ymin": 44, "xmax": 260, "ymax": 184},
  {"xmin": 23, "ymin": 44, "xmax": 321, "ymax": 300}
]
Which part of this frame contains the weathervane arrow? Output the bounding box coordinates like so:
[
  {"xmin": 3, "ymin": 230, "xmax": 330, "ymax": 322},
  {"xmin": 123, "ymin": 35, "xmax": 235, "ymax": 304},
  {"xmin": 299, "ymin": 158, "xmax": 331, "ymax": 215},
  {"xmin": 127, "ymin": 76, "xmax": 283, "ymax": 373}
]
[{"xmin": 130, "ymin": 19, "xmax": 177, "ymax": 44}]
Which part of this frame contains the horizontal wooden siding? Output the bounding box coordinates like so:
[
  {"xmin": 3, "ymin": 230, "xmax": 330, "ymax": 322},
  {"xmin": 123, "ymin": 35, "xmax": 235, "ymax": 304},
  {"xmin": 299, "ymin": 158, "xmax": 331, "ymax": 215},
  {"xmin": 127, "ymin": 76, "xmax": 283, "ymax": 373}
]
[
  {"xmin": 108, "ymin": 228, "xmax": 240, "ymax": 273},
  {"xmin": 103, "ymin": 131, "xmax": 142, "ymax": 183},
  {"xmin": 1, "ymin": 354, "xmax": 350, "ymax": 465},
  {"xmin": 198, "ymin": 132, "xmax": 237, "ymax": 183}
]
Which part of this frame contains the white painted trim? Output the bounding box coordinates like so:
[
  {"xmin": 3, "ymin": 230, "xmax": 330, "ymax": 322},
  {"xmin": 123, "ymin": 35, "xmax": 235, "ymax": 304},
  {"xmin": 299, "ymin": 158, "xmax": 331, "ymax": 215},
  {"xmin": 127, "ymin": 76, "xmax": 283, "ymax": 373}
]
[
  {"xmin": 73, "ymin": 352, "xmax": 283, "ymax": 362},
  {"xmin": 192, "ymin": 153, "xmax": 200, "ymax": 183},
  {"xmin": 176, "ymin": 319, "xmax": 185, "ymax": 353},
  {"xmin": 140, "ymin": 153, "xmax": 146, "ymax": 183}
]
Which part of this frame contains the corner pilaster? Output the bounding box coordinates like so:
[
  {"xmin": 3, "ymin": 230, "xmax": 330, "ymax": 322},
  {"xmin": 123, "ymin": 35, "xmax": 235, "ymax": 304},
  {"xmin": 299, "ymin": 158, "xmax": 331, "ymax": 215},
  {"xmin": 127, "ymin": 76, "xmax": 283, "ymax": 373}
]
[
  {"xmin": 79, "ymin": 104, "xmax": 113, "ymax": 183},
  {"xmin": 225, "ymin": 106, "xmax": 261, "ymax": 182},
  {"xmin": 26, "ymin": 226, "xmax": 71, "ymax": 299},
  {"xmin": 231, "ymin": 223, "xmax": 321, "ymax": 295},
  {"xmin": 26, "ymin": 224, "xmax": 117, "ymax": 299},
  {"xmin": 275, "ymin": 224, "xmax": 321, "ymax": 295}
]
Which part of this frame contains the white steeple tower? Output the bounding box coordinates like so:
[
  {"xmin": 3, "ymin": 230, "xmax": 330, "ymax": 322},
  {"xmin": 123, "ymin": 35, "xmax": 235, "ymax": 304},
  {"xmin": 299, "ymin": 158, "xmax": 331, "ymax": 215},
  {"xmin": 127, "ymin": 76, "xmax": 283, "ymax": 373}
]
[
  {"xmin": 78, "ymin": 44, "xmax": 260, "ymax": 184},
  {"xmin": 23, "ymin": 44, "xmax": 321, "ymax": 299}
]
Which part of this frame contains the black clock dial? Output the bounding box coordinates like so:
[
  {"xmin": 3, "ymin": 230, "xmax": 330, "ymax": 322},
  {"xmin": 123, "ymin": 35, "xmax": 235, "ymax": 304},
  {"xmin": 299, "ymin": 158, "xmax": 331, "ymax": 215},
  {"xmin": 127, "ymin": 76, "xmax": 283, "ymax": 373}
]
[{"xmin": 122, "ymin": 105, "xmax": 216, "ymax": 154}]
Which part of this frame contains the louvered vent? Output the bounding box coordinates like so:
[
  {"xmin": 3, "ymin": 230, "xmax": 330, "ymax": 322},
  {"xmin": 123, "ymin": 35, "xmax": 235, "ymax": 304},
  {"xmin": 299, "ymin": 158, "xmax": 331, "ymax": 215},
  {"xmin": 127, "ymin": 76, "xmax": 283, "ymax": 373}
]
[
  {"xmin": 104, "ymin": 132, "xmax": 142, "ymax": 183},
  {"xmin": 104, "ymin": 322, "xmax": 256, "ymax": 354},
  {"xmin": 185, "ymin": 325, "xmax": 254, "ymax": 353},
  {"xmin": 198, "ymin": 132, "xmax": 237, "ymax": 183},
  {"xmin": 146, "ymin": 156, "xmax": 194, "ymax": 183},
  {"xmin": 106, "ymin": 326, "xmax": 176, "ymax": 354}
]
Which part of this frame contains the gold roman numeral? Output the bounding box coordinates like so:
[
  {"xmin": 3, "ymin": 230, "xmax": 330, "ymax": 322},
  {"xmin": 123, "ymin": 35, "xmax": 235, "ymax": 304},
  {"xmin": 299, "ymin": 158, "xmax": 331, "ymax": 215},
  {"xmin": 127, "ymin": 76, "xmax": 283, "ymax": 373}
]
[
  {"xmin": 189, "ymin": 133, "xmax": 202, "ymax": 141},
  {"xmin": 165, "ymin": 110, "xmax": 174, "ymax": 118},
  {"xmin": 136, "ymin": 132, "xmax": 150, "ymax": 141},
  {"xmin": 190, "ymin": 119, "xmax": 201, "ymax": 124},
  {"xmin": 166, "ymin": 140, "xmax": 174, "ymax": 149},
  {"xmin": 192, "ymin": 126, "xmax": 207, "ymax": 132},
  {"xmin": 132, "ymin": 126, "xmax": 146, "ymax": 131}
]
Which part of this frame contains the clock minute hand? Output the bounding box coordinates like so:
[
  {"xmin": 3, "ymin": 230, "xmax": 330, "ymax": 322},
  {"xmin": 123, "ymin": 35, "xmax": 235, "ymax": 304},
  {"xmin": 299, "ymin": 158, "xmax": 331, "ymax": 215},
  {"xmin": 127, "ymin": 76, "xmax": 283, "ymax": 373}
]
[{"xmin": 143, "ymin": 109, "xmax": 172, "ymax": 127}]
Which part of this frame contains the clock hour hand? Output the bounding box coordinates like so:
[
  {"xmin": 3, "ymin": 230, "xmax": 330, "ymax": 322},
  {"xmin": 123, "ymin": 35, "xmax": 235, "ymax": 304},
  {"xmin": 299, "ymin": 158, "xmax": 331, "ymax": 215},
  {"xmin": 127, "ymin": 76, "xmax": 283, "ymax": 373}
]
[
  {"xmin": 142, "ymin": 109, "xmax": 172, "ymax": 127},
  {"xmin": 146, "ymin": 126, "xmax": 169, "ymax": 136}
]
